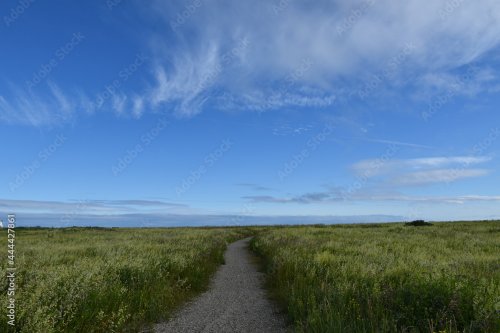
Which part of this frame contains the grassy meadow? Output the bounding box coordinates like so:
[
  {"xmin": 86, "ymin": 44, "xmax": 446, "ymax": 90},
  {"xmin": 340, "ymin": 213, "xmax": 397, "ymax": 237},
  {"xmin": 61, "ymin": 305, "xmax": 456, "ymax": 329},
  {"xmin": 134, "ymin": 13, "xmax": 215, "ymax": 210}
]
[
  {"xmin": 0, "ymin": 227, "xmax": 255, "ymax": 332},
  {"xmin": 251, "ymin": 221, "xmax": 500, "ymax": 332},
  {"xmin": 1, "ymin": 222, "xmax": 498, "ymax": 332}
]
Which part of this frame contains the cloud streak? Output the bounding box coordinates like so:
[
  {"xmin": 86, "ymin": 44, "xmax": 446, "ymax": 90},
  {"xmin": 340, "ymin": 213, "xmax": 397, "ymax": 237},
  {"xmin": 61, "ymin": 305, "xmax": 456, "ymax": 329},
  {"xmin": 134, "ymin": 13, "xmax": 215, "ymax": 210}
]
[
  {"xmin": 244, "ymin": 192, "xmax": 500, "ymax": 205},
  {"xmin": 243, "ymin": 154, "xmax": 495, "ymax": 205},
  {"xmin": 363, "ymin": 138, "xmax": 432, "ymax": 149},
  {"xmin": 391, "ymin": 168, "xmax": 490, "ymax": 186},
  {"xmin": 236, "ymin": 183, "xmax": 274, "ymax": 191},
  {"xmin": 143, "ymin": 0, "xmax": 500, "ymax": 115},
  {"xmin": 3, "ymin": 1, "xmax": 500, "ymax": 124},
  {"xmin": 0, "ymin": 82, "xmax": 75, "ymax": 126},
  {"xmin": 352, "ymin": 156, "xmax": 492, "ymax": 178},
  {"xmin": 0, "ymin": 198, "xmax": 187, "ymax": 215}
]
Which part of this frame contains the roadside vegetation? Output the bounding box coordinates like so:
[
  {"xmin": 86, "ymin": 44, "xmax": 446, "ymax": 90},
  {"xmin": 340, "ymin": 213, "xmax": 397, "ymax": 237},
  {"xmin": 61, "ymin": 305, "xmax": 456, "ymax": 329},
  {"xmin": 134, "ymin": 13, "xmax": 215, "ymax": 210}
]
[
  {"xmin": 251, "ymin": 221, "xmax": 500, "ymax": 333},
  {"xmin": 0, "ymin": 227, "xmax": 254, "ymax": 332}
]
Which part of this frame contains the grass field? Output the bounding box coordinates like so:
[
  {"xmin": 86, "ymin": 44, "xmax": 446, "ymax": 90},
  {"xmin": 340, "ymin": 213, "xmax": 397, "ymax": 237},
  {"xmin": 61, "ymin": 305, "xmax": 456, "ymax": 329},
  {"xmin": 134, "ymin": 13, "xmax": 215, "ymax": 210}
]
[
  {"xmin": 1, "ymin": 222, "xmax": 499, "ymax": 332},
  {"xmin": 0, "ymin": 227, "xmax": 254, "ymax": 332},
  {"xmin": 251, "ymin": 221, "xmax": 500, "ymax": 332}
]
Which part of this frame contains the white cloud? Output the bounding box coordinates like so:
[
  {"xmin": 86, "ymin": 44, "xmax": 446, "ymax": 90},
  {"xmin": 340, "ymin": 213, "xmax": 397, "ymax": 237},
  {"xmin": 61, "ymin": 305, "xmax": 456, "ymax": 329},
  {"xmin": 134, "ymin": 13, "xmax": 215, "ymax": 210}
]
[
  {"xmin": 352, "ymin": 156, "xmax": 492, "ymax": 178},
  {"xmin": 272, "ymin": 123, "xmax": 314, "ymax": 136},
  {"xmin": 244, "ymin": 192, "xmax": 500, "ymax": 205},
  {"xmin": 391, "ymin": 168, "xmax": 490, "ymax": 186},
  {"xmin": 0, "ymin": 82, "xmax": 75, "ymax": 126},
  {"xmin": 409, "ymin": 156, "xmax": 492, "ymax": 167},
  {"xmin": 48, "ymin": 82, "xmax": 73, "ymax": 114},
  {"xmin": 132, "ymin": 95, "xmax": 145, "ymax": 118},
  {"xmin": 149, "ymin": 42, "xmax": 220, "ymax": 116},
  {"xmin": 0, "ymin": 198, "xmax": 187, "ymax": 215},
  {"xmin": 417, "ymin": 67, "xmax": 498, "ymax": 99},
  {"xmin": 232, "ymin": 91, "xmax": 336, "ymax": 112},
  {"xmin": 364, "ymin": 138, "xmax": 432, "ymax": 149},
  {"xmin": 144, "ymin": 0, "xmax": 500, "ymax": 115},
  {"xmin": 112, "ymin": 93, "xmax": 127, "ymax": 115},
  {"xmin": 3, "ymin": 1, "xmax": 500, "ymax": 123}
]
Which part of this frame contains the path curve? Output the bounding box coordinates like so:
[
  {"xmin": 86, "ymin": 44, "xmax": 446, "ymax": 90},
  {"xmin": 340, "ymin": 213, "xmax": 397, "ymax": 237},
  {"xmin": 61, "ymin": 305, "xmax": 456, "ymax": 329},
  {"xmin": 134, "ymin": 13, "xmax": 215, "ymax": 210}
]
[{"xmin": 154, "ymin": 237, "xmax": 287, "ymax": 333}]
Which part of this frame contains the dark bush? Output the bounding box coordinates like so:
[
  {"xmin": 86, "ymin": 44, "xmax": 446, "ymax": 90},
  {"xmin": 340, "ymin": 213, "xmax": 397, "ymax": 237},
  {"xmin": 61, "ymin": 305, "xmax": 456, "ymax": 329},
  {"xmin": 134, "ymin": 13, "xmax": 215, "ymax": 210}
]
[{"xmin": 405, "ymin": 220, "xmax": 433, "ymax": 226}]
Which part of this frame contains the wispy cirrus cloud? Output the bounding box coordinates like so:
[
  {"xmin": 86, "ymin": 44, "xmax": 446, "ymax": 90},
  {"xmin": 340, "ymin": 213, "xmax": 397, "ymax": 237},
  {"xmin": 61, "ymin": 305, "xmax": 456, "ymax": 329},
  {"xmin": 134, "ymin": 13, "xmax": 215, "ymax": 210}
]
[
  {"xmin": 149, "ymin": 42, "xmax": 221, "ymax": 117},
  {"xmin": 0, "ymin": 82, "xmax": 75, "ymax": 126},
  {"xmin": 416, "ymin": 67, "xmax": 498, "ymax": 98},
  {"xmin": 243, "ymin": 154, "xmax": 495, "ymax": 205},
  {"xmin": 3, "ymin": 0, "xmax": 500, "ymax": 125},
  {"xmin": 244, "ymin": 192, "xmax": 500, "ymax": 205},
  {"xmin": 0, "ymin": 198, "xmax": 187, "ymax": 215},
  {"xmin": 363, "ymin": 138, "xmax": 432, "ymax": 149},
  {"xmin": 352, "ymin": 156, "xmax": 492, "ymax": 178},
  {"xmin": 236, "ymin": 183, "xmax": 274, "ymax": 191},
  {"xmin": 391, "ymin": 168, "xmax": 490, "ymax": 186},
  {"xmin": 143, "ymin": 0, "xmax": 500, "ymax": 115}
]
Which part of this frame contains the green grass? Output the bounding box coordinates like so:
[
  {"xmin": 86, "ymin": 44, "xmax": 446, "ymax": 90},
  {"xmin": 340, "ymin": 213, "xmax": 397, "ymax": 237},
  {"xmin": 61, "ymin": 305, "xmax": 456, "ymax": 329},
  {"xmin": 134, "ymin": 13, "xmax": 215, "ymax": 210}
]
[
  {"xmin": 2, "ymin": 222, "xmax": 499, "ymax": 332},
  {"xmin": 251, "ymin": 221, "xmax": 500, "ymax": 333},
  {"xmin": 0, "ymin": 227, "xmax": 255, "ymax": 332}
]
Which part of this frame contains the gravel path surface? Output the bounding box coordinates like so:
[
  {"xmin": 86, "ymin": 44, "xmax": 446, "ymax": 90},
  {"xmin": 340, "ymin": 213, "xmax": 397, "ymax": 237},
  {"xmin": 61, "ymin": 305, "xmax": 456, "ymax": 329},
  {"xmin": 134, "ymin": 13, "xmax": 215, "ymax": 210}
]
[{"xmin": 154, "ymin": 237, "xmax": 287, "ymax": 333}]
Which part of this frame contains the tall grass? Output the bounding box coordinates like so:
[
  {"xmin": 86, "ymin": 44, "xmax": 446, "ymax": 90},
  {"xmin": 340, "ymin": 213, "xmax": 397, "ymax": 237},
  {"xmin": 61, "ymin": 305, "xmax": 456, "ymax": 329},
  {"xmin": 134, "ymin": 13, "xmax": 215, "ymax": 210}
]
[
  {"xmin": 0, "ymin": 227, "xmax": 253, "ymax": 332},
  {"xmin": 251, "ymin": 222, "xmax": 500, "ymax": 333}
]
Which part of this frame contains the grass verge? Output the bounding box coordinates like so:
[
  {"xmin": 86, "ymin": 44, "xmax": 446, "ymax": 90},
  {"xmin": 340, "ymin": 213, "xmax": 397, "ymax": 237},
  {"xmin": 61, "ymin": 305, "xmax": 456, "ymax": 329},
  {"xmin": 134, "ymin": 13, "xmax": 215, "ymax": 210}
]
[
  {"xmin": 250, "ymin": 222, "xmax": 500, "ymax": 333},
  {"xmin": 0, "ymin": 227, "xmax": 254, "ymax": 332}
]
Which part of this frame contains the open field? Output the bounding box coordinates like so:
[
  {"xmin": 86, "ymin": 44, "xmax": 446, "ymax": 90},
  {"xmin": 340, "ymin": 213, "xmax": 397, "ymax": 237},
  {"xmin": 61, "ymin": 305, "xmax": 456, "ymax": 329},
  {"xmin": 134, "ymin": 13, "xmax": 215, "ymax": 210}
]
[
  {"xmin": 0, "ymin": 227, "xmax": 255, "ymax": 332},
  {"xmin": 251, "ymin": 221, "xmax": 500, "ymax": 332},
  {"xmin": 1, "ymin": 222, "xmax": 499, "ymax": 332}
]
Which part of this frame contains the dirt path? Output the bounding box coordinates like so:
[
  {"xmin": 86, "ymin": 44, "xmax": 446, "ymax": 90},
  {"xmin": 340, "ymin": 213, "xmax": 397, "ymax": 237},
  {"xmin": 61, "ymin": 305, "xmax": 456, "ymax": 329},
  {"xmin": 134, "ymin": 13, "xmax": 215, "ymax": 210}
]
[{"xmin": 154, "ymin": 238, "xmax": 287, "ymax": 333}]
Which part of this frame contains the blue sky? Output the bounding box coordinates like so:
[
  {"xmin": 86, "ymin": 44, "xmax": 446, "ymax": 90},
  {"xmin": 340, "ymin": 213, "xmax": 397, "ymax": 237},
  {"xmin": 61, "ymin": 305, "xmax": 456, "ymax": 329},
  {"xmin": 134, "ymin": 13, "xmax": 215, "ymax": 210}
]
[{"xmin": 1, "ymin": 0, "xmax": 500, "ymax": 226}]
